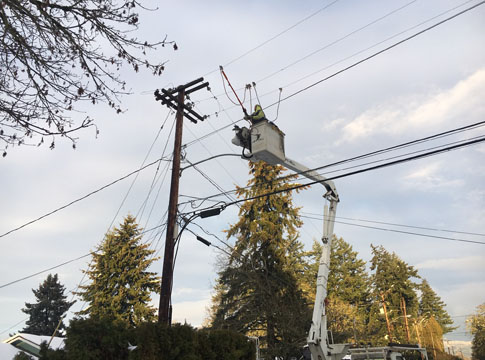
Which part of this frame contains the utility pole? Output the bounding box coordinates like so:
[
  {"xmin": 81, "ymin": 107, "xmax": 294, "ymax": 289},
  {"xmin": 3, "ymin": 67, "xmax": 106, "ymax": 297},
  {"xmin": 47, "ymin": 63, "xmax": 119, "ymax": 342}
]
[
  {"xmin": 401, "ymin": 297, "xmax": 411, "ymax": 342},
  {"xmin": 414, "ymin": 320, "xmax": 424, "ymax": 360},
  {"xmin": 154, "ymin": 78, "xmax": 209, "ymax": 325},
  {"xmin": 380, "ymin": 292, "xmax": 393, "ymax": 343}
]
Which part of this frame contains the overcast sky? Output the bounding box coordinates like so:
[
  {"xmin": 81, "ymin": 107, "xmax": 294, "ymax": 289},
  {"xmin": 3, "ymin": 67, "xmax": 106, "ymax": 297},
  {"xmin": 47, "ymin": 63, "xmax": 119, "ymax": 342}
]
[{"xmin": 1, "ymin": 0, "xmax": 484, "ymax": 356}]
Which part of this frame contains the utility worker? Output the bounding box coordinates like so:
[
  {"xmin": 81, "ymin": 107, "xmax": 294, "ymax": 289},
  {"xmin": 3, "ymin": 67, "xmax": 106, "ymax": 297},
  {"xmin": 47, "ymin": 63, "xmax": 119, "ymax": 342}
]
[{"xmin": 245, "ymin": 104, "xmax": 267, "ymax": 124}]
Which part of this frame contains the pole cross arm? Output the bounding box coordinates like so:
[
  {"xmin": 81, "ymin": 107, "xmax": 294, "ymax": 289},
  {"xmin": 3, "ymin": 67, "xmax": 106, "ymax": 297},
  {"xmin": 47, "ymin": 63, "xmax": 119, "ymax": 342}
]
[{"xmin": 154, "ymin": 77, "xmax": 209, "ymax": 124}]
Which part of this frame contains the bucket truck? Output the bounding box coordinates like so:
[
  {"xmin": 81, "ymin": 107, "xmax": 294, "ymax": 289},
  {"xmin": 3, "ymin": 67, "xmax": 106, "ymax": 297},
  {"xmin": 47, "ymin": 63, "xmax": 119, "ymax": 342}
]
[
  {"xmin": 232, "ymin": 120, "xmax": 349, "ymax": 360},
  {"xmin": 231, "ymin": 120, "xmax": 430, "ymax": 360}
]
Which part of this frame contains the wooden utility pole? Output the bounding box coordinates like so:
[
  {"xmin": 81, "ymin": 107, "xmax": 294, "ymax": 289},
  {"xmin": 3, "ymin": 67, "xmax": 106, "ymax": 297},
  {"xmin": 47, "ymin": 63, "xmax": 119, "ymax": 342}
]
[
  {"xmin": 414, "ymin": 320, "xmax": 425, "ymax": 360},
  {"xmin": 401, "ymin": 297, "xmax": 411, "ymax": 342},
  {"xmin": 380, "ymin": 292, "xmax": 393, "ymax": 343},
  {"xmin": 154, "ymin": 78, "xmax": 209, "ymax": 325}
]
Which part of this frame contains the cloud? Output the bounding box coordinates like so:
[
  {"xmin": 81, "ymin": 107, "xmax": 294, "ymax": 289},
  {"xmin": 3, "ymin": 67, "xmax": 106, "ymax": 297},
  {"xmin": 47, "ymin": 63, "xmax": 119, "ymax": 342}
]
[
  {"xmin": 172, "ymin": 297, "xmax": 211, "ymax": 328},
  {"xmin": 400, "ymin": 161, "xmax": 464, "ymax": 191},
  {"xmin": 399, "ymin": 161, "xmax": 464, "ymax": 191},
  {"xmin": 340, "ymin": 68, "xmax": 485, "ymax": 142},
  {"xmin": 416, "ymin": 255, "xmax": 485, "ymax": 272},
  {"xmin": 439, "ymin": 281, "xmax": 485, "ymax": 317}
]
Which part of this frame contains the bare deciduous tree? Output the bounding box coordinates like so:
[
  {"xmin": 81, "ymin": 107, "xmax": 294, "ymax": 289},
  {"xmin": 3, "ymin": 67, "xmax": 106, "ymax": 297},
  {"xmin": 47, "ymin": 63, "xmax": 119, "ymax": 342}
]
[{"xmin": 0, "ymin": 0, "xmax": 175, "ymax": 155}]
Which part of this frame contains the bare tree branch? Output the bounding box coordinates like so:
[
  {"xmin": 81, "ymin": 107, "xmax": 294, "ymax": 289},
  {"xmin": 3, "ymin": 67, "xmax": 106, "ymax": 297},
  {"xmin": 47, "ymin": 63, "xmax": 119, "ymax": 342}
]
[{"xmin": 0, "ymin": 0, "xmax": 175, "ymax": 155}]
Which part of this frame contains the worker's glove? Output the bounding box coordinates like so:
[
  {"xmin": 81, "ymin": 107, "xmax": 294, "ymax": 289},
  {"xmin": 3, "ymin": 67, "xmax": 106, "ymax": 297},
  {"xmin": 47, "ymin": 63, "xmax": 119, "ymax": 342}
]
[{"xmin": 244, "ymin": 115, "xmax": 251, "ymax": 120}]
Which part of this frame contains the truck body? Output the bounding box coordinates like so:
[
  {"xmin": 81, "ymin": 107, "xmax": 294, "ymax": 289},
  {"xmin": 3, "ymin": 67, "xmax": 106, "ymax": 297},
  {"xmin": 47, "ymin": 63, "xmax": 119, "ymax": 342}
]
[{"xmin": 349, "ymin": 345, "xmax": 428, "ymax": 360}]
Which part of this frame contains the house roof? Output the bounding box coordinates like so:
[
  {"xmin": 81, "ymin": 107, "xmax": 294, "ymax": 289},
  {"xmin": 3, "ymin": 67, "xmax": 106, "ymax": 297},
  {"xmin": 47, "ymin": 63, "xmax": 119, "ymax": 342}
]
[{"xmin": 3, "ymin": 333, "xmax": 64, "ymax": 358}]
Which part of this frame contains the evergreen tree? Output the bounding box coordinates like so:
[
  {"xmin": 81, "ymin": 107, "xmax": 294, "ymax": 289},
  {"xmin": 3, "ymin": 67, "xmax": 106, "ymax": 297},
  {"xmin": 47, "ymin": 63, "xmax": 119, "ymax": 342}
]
[
  {"xmin": 367, "ymin": 245, "xmax": 420, "ymax": 345},
  {"xmin": 467, "ymin": 303, "xmax": 485, "ymax": 360},
  {"xmin": 328, "ymin": 237, "xmax": 370, "ymax": 306},
  {"xmin": 210, "ymin": 161, "xmax": 311, "ymax": 360},
  {"xmin": 21, "ymin": 274, "xmax": 74, "ymax": 336},
  {"xmin": 419, "ymin": 280, "xmax": 455, "ymax": 334},
  {"xmin": 305, "ymin": 237, "xmax": 370, "ymax": 343},
  {"xmin": 76, "ymin": 215, "xmax": 159, "ymax": 326}
]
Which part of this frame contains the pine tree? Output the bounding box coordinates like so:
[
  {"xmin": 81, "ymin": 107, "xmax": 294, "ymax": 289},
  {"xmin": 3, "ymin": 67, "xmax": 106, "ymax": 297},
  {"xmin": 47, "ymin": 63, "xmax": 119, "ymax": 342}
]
[
  {"xmin": 305, "ymin": 237, "xmax": 370, "ymax": 343},
  {"xmin": 419, "ymin": 280, "xmax": 455, "ymax": 334},
  {"xmin": 210, "ymin": 161, "xmax": 311, "ymax": 360},
  {"xmin": 367, "ymin": 245, "xmax": 420, "ymax": 345},
  {"xmin": 21, "ymin": 273, "xmax": 74, "ymax": 336},
  {"xmin": 328, "ymin": 237, "xmax": 370, "ymax": 305},
  {"xmin": 76, "ymin": 215, "xmax": 160, "ymax": 326}
]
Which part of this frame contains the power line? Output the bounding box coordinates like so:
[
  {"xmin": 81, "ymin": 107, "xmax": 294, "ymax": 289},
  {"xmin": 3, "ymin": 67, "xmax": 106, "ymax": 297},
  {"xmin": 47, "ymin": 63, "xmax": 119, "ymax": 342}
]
[
  {"xmin": 301, "ymin": 212, "xmax": 485, "ymax": 237},
  {"xmin": 179, "ymin": 122, "xmax": 485, "ymax": 208},
  {"xmin": 207, "ymin": 0, "xmax": 420, "ymax": 97},
  {"xmin": 0, "ymin": 254, "xmax": 91, "ymax": 289},
  {"xmin": 0, "ymin": 156, "xmax": 171, "ymax": 239},
  {"xmin": 258, "ymin": 0, "xmax": 420, "ymax": 84},
  {"xmin": 0, "ymin": 317, "xmax": 28, "ymax": 336},
  {"xmin": 300, "ymin": 214, "xmax": 485, "ymax": 245},
  {"xmin": 202, "ymin": 0, "xmax": 342, "ymax": 77},
  {"xmin": 187, "ymin": 137, "xmax": 485, "ymax": 236},
  {"xmin": 266, "ymin": 0, "xmax": 485, "ymax": 107},
  {"xmin": 185, "ymin": 0, "xmax": 485, "ymax": 146}
]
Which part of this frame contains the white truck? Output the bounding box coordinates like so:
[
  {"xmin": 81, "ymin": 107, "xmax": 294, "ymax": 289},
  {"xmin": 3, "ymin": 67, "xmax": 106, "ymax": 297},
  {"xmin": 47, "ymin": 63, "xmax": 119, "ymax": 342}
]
[
  {"xmin": 232, "ymin": 120, "xmax": 428, "ymax": 360},
  {"xmin": 349, "ymin": 344, "xmax": 428, "ymax": 360}
]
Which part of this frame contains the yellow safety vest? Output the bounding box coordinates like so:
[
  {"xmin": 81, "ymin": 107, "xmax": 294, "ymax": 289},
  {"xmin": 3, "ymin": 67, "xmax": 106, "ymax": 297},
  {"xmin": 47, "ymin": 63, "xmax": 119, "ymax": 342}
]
[{"xmin": 251, "ymin": 105, "xmax": 266, "ymax": 121}]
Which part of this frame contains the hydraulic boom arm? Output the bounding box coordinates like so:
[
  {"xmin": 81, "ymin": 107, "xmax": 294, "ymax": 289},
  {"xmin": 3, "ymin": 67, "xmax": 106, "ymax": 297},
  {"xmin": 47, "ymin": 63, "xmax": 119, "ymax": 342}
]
[{"xmin": 232, "ymin": 120, "xmax": 348, "ymax": 360}]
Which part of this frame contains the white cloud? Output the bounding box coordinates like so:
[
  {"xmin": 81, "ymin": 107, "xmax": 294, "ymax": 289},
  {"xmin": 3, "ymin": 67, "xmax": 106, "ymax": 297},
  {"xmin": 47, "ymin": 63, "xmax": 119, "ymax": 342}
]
[
  {"xmin": 172, "ymin": 297, "xmax": 211, "ymax": 328},
  {"xmin": 340, "ymin": 68, "xmax": 485, "ymax": 142},
  {"xmin": 440, "ymin": 281, "xmax": 485, "ymax": 317},
  {"xmin": 416, "ymin": 255, "xmax": 485, "ymax": 272},
  {"xmin": 401, "ymin": 161, "xmax": 464, "ymax": 191}
]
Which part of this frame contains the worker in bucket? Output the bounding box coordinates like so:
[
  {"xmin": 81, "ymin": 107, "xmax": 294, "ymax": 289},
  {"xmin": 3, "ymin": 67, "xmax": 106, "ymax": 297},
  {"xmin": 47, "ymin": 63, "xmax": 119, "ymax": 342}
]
[{"xmin": 245, "ymin": 104, "xmax": 267, "ymax": 124}]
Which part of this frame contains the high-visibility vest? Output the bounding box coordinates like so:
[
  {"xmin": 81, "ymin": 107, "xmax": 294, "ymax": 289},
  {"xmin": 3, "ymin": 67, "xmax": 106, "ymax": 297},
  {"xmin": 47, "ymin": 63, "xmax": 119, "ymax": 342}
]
[{"xmin": 252, "ymin": 105, "xmax": 266, "ymax": 121}]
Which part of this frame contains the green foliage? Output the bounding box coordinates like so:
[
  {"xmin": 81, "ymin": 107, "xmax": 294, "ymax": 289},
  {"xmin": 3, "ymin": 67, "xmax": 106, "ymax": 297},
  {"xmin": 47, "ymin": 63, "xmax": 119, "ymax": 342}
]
[
  {"xmin": 210, "ymin": 161, "xmax": 310, "ymax": 360},
  {"xmin": 196, "ymin": 328, "xmax": 256, "ymax": 360},
  {"xmin": 472, "ymin": 329, "xmax": 485, "ymax": 360},
  {"xmin": 326, "ymin": 294, "xmax": 364, "ymax": 344},
  {"xmin": 13, "ymin": 352, "xmax": 34, "ymax": 360},
  {"xmin": 39, "ymin": 319, "xmax": 254, "ymax": 360},
  {"xmin": 328, "ymin": 237, "xmax": 370, "ymax": 306},
  {"xmin": 131, "ymin": 322, "xmax": 198, "ymax": 360},
  {"xmin": 39, "ymin": 342, "xmax": 67, "ymax": 360},
  {"xmin": 76, "ymin": 215, "xmax": 159, "ymax": 326},
  {"xmin": 367, "ymin": 245, "xmax": 420, "ymax": 345},
  {"xmin": 21, "ymin": 273, "xmax": 74, "ymax": 336},
  {"xmin": 305, "ymin": 237, "xmax": 369, "ymax": 344},
  {"xmin": 419, "ymin": 280, "xmax": 455, "ymax": 333},
  {"xmin": 468, "ymin": 303, "xmax": 485, "ymax": 360},
  {"xmin": 63, "ymin": 316, "xmax": 131, "ymax": 360}
]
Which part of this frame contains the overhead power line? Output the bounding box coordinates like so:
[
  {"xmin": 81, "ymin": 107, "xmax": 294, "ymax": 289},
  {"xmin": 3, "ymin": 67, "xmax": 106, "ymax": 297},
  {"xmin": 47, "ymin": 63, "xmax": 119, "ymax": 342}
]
[
  {"xmin": 0, "ymin": 156, "xmax": 171, "ymax": 239},
  {"xmin": 187, "ymin": 137, "xmax": 485, "ymax": 241},
  {"xmin": 204, "ymin": 0, "xmax": 420, "ymax": 100},
  {"xmin": 0, "ymin": 221, "xmax": 168, "ymax": 291},
  {"xmin": 301, "ymin": 212, "xmax": 485, "ymax": 237},
  {"xmin": 0, "ymin": 254, "xmax": 91, "ymax": 289},
  {"xmin": 266, "ymin": 0, "xmax": 485, "ymax": 108},
  {"xmin": 300, "ymin": 215, "xmax": 485, "ymax": 245},
  {"xmin": 202, "ymin": 0, "xmax": 342, "ymax": 77},
  {"xmin": 185, "ymin": 0, "xmax": 485, "ymax": 147},
  {"xmin": 179, "ymin": 122, "xmax": 485, "ymax": 207}
]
